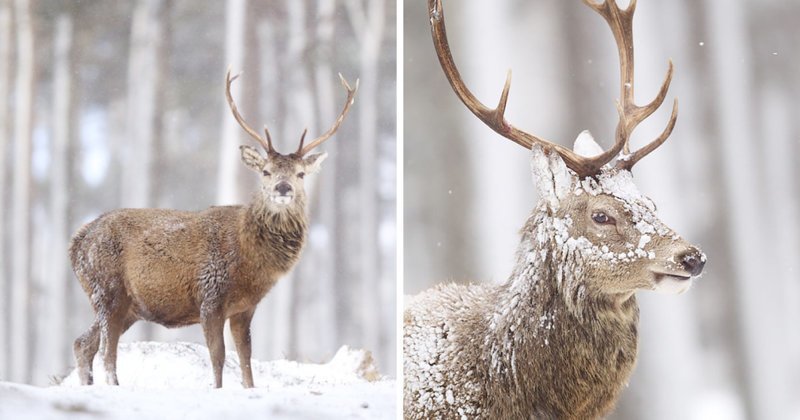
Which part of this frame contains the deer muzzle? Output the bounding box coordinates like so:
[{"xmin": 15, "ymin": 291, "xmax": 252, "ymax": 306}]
[
  {"xmin": 649, "ymin": 245, "xmax": 706, "ymax": 294},
  {"xmin": 271, "ymin": 181, "xmax": 294, "ymax": 205}
]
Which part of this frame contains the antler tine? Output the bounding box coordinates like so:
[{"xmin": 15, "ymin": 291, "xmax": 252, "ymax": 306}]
[
  {"xmin": 299, "ymin": 73, "xmax": 359, "ymax": 156},
  {"xmin": 617, "ymin": 98, "xmax": 678, "ymax": 170},
  {"xmin": 296, "ymin": 128, "xmax": 308, "ymax": 155},
  {"xmin": 225, "ymin": 67, "xmax": 274, "ymax": 154},
  {"xmin": 263, "ymin": 126, "xmax": 276, "ymax": 154},
  {"xmin": 582, "ymin": 0, "xmax": 677, "ymax": 168},
  {"xmin": 429, "ymin": 0, "xmax": 625, "ymax": 178}
]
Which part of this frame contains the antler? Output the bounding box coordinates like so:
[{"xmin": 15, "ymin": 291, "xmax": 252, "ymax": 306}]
[
  {"xmin": 298, "ymin": 73, "xmax": 359, "ymax": 156},
  {"xmin": 428, "ymin": 0, "xmax": 677, "ymax": 177},
  {"xmin": 225, "ymin": 67, "xmax": 276, "ymax": 154},
  {"xmin": 581, "ymin": 0, "xmax": 678, "ymax": 171}
]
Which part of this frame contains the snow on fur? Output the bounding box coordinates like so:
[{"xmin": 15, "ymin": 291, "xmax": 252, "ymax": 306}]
[
  {"xmin": 1, "ymin": 342, "xmax": 394, "ymax": 420},
  {"xmin": 404, "ymin": 141, "xmax": 702, "ymax": 418}
]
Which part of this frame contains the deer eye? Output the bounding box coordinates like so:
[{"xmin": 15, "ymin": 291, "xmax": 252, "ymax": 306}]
[
  {"xmin": 297, "ymin": 172, "xmax": 305, "ymax": 179},
  {"xmin": 262, "ymin": 169, "xmax": 271, "ymax": 176},
  {"xmin": 592, "ymin": 212, "xmax": 615, "ymax": 225}
]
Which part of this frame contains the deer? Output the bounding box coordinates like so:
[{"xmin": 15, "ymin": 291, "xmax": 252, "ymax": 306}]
[
  {"xmin": 404, "ymin": 0, "xmax": 706, "ymax": 418},
  {"xmin": 70, "ymin": 69, "xmax": 357, "ymax": 388}
]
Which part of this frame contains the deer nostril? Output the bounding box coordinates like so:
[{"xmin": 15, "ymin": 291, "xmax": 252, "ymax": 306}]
[
  {"xmin": 679, "ymin": 249, "xmax": 705, "ymax": 276},
  {"xmin": 275, "ymin": 182, "xmax": 292, "ymax": 195}
]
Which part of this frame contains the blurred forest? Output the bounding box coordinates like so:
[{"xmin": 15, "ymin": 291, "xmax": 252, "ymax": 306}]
[
  {"xmin": 405, "ymin": 0, "xmax": 799, "ymax": 419},
  {"xmin": 0, "ymin": 0, "xmax": 397, "ymax": 384}
]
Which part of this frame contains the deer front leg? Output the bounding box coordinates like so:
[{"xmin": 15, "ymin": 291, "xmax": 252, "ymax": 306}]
[
  {"xmin": 230, "ymin": 308, "xmax": 256, "ymax": 388},
  {"xmin": 201, "ymin": 305, "xmax": 226, "ymax": 388}
]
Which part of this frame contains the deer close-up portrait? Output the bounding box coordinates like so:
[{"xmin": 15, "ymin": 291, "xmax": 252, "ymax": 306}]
[
  {"xmin": 405, "ymin": 0, "xmax": 800, "ymax": 416},
  {"xmin": 404, "ymin": 0, "xmax": 706, "ymax": 418}
]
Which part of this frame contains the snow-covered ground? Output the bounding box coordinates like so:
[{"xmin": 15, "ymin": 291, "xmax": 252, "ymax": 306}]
[{"xmin": 0, "ymin": 342, "xmax": 396, "ymax": 419}]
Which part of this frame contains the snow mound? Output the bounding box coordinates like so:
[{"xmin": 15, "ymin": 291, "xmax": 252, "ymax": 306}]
[
  {"xmin": 60, "ymin": 341, "xmax": 381, "ymax": 389},
  {"xmin": 1, "ymin": 342, "xmax": 394, "ymax": 420}
]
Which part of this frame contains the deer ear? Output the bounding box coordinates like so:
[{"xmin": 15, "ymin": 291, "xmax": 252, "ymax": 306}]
[
  {"xmin": 240, "ymin": 145, "xmax": 266, "ymax": 172},
  {"xmin": 531, "ymin": 145, "xmax": 574, "ymax": 211},
  {"xmin": 303, "ymin": 152, "xmax": 328, "ymax": 175}
]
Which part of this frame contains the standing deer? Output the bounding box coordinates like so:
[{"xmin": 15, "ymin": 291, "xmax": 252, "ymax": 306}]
[
  {"xmin": 404, "ymin": 0, "xmax": 705, "ymax": 418},
  {"xmin": 71, "ymin": 69, "xmax": 357, "ymax": 388}
]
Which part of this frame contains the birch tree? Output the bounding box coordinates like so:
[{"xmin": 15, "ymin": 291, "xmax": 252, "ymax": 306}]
[
  {"xmin": 122, "ymin": 0, "xmax": 163, "ymax": 209},
  {"xmin": 216, "ymin": 0, "xmax": 247, "ymax": 206},
  {"xmin": 10, "ymin": 0, "xmax": 34, "ymax": 384},
  {"xmin": 44, "ymin": 14, "xmax": 73, "ymax": 380},
  {"xmin": 345, "ymin": 0, "xmax": 385, "ymax": 364},
  {"xmin": 0, "ymin": 0, "xmax": 11, "ymax": 380}
]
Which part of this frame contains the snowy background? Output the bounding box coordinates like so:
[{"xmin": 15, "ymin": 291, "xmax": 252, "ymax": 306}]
[
  {"xmin": 0, "ymin": 0, "xmax": 397, "ymax": 391},
  {"xmin": 405, "ymin": 0, "xmax": 799, "ymax": 419}
]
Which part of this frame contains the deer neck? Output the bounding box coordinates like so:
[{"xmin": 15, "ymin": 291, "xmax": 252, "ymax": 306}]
[
  {"xmin": 484, "ymin": 207, "xmax": 639, "ymax": 416},
  {"xmin": 240, "ymin": 194, "xmax": 309, "ymax": 274}
]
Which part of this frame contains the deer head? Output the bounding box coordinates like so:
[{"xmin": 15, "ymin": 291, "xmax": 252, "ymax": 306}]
[
  {"xmin": 429, "ymin": 0, "xmax": 704, "ymax": 301},
  {"xmin": 530, "ymin": 135, "xmax": 705, "ymax": 302},
  {"xmin": 225, "ymin": 69, "xmax": 358, "ymax": 210}
]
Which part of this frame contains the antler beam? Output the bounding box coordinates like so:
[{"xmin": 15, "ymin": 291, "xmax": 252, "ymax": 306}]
[
  {"xmin": 225, "ymin": 68, "xmax": 276, "ymax": 154},
  {"xmin": 225, "ymin": 68, "xmax": 357, "ymax": 157},
  {"xmin": 429, "ymin": 0, "xmax": 678, "ymax": 177},
  {"xmin": 298, "ymin": 73, "xmax": 359, "ymax": 156}
]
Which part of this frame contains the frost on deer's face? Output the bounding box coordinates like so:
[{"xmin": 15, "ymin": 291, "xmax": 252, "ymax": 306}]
[{"xmin": 529, "ymin": 134, "xmax": 702, "ymax": 301}]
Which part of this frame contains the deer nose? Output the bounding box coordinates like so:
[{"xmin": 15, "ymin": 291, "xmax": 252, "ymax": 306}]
[
  {"xmin": 275, "ymin": 182, "xmax": 292, "ymax": 195},
  {"xmin": 679, "ymin": 248, "xmax": 705, "ymax": 276}
]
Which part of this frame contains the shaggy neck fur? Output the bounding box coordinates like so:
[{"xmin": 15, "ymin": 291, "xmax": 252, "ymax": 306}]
[
  {"xmin": 483, "ymin": 205, "xmax": 640, "ymax": 419},
  {"xmin": 240, "ymin": 193, "xmax": 308, "ymax": 275}
]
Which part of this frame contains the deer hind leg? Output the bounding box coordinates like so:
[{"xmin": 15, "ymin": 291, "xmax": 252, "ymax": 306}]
[
  {"xmin": 100, "ymin": 298, "xmax": 133, "ymax": 386},
  {"xmin": 201, "ymin": 304, "xmax": 226, "ymax": 388},
  {"xmin": 74, "ymin": 318, "xmax": 101, "ymax": 385},
  {"xmin": 230, "ymin": 308, "xmax": 256, "ymax": 388}
]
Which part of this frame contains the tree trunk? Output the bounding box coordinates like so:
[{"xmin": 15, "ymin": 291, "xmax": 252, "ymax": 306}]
[
  {"xmin": 122, "ymin": 0, "xmax": 163, "ymax": 210},
  {"xmin": 0, "ymin": 0, "xmax": 11, "ymax": 380},
  {"xmin": 41, "ymin": 13, "xmax": 73, "ymax": 383},
  {"xmin": 216, "ymin": 0, "xmax": 247, "ymax": 206},
  {"xmin": 150, "ymin": 0, "xmax": 172, "ymax": 209},
  {"xmin": 10, "ymin": 0, "xmax": 34, "ymax": 384},
  {"xmin": 344, "ymin": 0, "xmax": 385, "ymax": 369}
]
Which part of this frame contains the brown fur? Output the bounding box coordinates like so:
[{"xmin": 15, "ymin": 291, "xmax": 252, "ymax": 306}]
[{"xmin": 71, "ymin": 148, "xmax": 326, "ymax": 388}]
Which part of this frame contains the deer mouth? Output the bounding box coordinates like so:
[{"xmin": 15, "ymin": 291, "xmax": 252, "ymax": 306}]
[
  {"xmin": 651, "ymin": 270, "xmax": 693, "ymax": 294},
  {"xmin": 652, "ymin": 271, "xmax": 691, "ymax": 282},
  {"xmin": 270, "ymin": 194, "xmax": 294, "ymax": 205}
]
